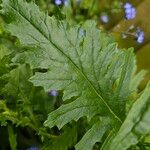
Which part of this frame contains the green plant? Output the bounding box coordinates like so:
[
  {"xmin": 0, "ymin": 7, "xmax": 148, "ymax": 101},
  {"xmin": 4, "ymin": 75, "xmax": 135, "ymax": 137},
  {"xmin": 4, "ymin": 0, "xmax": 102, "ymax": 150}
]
[{"xmin": 0, "ymin": 0, "xmax": 150, "ymax": 149}]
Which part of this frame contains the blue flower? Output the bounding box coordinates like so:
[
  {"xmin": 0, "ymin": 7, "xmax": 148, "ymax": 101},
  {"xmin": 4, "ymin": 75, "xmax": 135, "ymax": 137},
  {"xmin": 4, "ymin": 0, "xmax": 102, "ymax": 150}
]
[
  {"xmin": 54, "ymin": 0, "xmax": 69, "ymax": 6},
  {"xmin": 135, "ymin": 29, "xmax": 144, "ymax": 43},
  {"xmin": 124, "ymin": 3, "xmax": 132, "ymax": 9},
  {"xmin": 55, "ymin": 0, "xmax": 62, "ymax": 5},
  {"xmin": 124, "ymin": 3, "xmax": 136, "ymax": 20},
  {"xmin": 100, "ymin": 15, "xmax": 109, "ymax": 23},
  {"xmin": 26, "ymin": 146, "xmax": 39, "ymax": 150},
  {"xmin": 48, "ymin": 90, "xmax": 58, "ymax": 96}
]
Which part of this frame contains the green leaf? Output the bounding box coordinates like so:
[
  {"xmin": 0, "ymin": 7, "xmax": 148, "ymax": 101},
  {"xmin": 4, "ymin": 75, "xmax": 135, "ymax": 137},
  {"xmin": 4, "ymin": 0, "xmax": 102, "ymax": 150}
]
[
  {"xmin": 0, "ymin": 43, "xmax": 12, "ymax": 77},
  {"xmin": 1, "ymin": 64, "xmax": 33, "ymax": 97},
  {"xmin": 1, "ymin": 0, "xmax": 148, "ymax": 149},
  {"xmin": 0, "ymin": 100, "xmax": 18, "ymax": 126},
  {"xmin": 41, "ymin": 125, "xmax": 77, "ymax": 150},
  {"xmin": 75, "ymin": 118, "xmax": 110, "ymax": 150},
  {"xmin": 102, "ymin": 82, "xmax": 150, "ymax": 150},
  {"xmin": 130, "ymin": 70, "xmax": 147, "ymax": 93},
  {"xmin": 0, "ymin": 44, "xmax": 11, "ymax": 60},
  {"xmin": 8, "ymin": 125, "xmax": 17, "ymax": 150}
]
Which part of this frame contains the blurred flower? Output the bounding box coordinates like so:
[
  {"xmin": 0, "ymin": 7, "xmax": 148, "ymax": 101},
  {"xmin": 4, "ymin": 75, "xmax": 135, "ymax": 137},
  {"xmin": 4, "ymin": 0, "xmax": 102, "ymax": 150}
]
[
  {"xmin": 124, "ymin": 3, "xmax": 136, "ymax": 20},
  {"xmin": 100, "ymin": 15, "xmax": 109, "ymax": 23},
  {"xmin": 124, "ymin": 3, "xmax": 132, "ymax": 9},
  {"xmin": 121, "ymin": 26, "xmax": 144, "ymax": 44},
  {"xmin": 64, "ymin": 0, "xmax": 69, "ymax": 6},
  {"xmin": 135, "ymin": 29, "xmax": 144, "ymax": 43},
  {"xmin": 54, "ymin": 0, "xmax": 69, "ymax": 6},
  {"xmin": 26, "ymin": 146, "xmax": 39, "ymax": 150},
  {"xmin": 48, "ymin": 90, "xmax": 58, "ymax": 96},
  {"xmin": 55, "ymin": 0, "xmax": 62, "ymax": 5}
]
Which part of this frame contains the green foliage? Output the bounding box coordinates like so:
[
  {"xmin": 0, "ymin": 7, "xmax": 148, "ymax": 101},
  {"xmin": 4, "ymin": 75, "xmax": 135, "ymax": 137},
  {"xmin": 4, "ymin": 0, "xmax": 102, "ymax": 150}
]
[
  {"xmin": 101, "ymin": 83, "xmax": 150, "ymax": 150},
  {"xmin": 8, "ymin": 125, "xmax": 17, "ymax": 150},
  {"xmin": 42, "ymin": 125, "xmax": 77, "ymax": 150},
  {"xmin": 75, "ymin": 119, "xmax": 110, "ymax": 150},
  {"xmin": 0, "ymin": 0, "xmax": 150, "ymax": 149}
]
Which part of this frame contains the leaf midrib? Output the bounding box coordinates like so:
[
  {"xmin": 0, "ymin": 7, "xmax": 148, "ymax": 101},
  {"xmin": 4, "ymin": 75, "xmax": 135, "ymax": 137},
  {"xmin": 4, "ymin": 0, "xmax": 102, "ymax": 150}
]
[{"xmin": 8, "ymin": 2, "xmax": 122, "ymax": 124}]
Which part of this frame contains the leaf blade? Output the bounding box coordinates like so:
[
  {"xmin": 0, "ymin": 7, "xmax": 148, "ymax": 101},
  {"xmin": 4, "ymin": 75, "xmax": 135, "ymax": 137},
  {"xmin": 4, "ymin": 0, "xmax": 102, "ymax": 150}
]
[
  {"xmin": 75, "ymin": 119, "xmax": 110, "ymax": 150},
  {"xmin": 2, "ymin": 0, "xmax": 132, "ymax": 125},
  {"xmin": 102, "ymin": 82, "xmax": 150, "ymax": 150}
]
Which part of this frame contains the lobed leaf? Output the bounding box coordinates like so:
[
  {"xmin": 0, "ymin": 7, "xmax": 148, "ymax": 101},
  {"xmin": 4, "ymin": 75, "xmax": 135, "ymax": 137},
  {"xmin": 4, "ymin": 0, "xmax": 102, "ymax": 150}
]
[{"xmin": 2, "ymin": 0, "xmax": 149, "ymax": 149}]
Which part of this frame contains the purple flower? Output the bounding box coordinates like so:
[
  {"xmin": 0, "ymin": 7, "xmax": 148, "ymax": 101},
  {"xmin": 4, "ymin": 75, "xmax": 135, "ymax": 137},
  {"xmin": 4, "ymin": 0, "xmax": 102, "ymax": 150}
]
[
  {"xmin": 55, "ymin": 0, "xmax": 69, "ymax": 6},
  {"xmin": 26, "ymin": 146, "xmax": 39, "ymax": 150},
  {"xmin": 124, "ymin": 3, "xmax": 132, "ymax": 9},
  {"xmin": 125, "ymin": 8, "xmax": 136, "ymax": 19},
  {"xmin": 135, "ymin": 29, "xmax": 144, "ymax": 43},
  {"xmin": 48, "ymin": 90, "xmax": 58, "ymax": 97},
  {"xmin": 100, "ymin": 15, "xmax": 109, "ymax": 23},
  {"xmin": 124, "ymin": 3, "xmax": 136, "ymax": 20},
  {"xmin": 55, "ymin": 0, "xmax": 62, "ymax": 5}
]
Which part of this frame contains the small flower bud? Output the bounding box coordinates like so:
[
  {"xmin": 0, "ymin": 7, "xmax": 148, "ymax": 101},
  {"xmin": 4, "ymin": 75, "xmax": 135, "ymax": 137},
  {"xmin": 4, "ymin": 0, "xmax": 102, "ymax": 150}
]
[
  {"xmin": 135, "ymin": 29, "xmax": 144, "ymax": 44},
  {"xmin": 48, "ymin": 90, "xmax": 58, "ymax": 97},
  {"xmin": 100, "ymin": 15, "xmax": 109, "ymax": 23}
]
